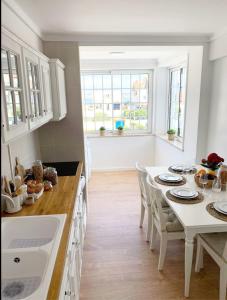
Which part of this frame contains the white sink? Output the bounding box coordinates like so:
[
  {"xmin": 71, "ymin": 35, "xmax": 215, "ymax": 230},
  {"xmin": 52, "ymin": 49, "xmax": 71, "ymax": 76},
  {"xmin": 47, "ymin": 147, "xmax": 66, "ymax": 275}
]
[
  {"xmin": 1, "ymin": 214, "xmax": 66, "ymax": 300},
  {"xmin": 2, "ymin": 250, "xmax": 48, "ymax": 299},
  {"xmin": 2, "ymin": 215, "xmax": 60, "ymax": 249}
]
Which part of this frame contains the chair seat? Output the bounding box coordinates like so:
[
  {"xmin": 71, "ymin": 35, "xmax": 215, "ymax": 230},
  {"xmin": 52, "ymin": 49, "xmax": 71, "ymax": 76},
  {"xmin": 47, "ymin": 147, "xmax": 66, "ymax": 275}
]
[
  {"xmin": 200, "ymin": 233, "xmax": 227, "ymax": 262},
  {"xmin": 163, "ymin": 211, "xmax": 184, "ymax": 232}
]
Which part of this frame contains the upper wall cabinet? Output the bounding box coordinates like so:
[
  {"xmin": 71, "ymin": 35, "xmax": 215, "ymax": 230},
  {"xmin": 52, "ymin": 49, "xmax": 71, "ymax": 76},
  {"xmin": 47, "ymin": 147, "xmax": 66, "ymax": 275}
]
[
  {"xmin": 49, "ymin": 59, "xmax": 67, "ymax": 121},
  {"xmin": 1, "ymin": 34, "xmax": 29, "ymax": 143}
]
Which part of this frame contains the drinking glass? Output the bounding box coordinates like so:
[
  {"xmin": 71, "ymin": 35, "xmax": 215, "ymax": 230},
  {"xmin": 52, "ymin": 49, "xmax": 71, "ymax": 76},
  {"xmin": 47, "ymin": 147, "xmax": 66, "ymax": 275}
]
[
  {"xmin": 199, "ymin": 175, "xmax": 208, "ymax": 195},
  {"xmin": 212, "ymin": 178, "xmax": 222, "ymax": 193}
]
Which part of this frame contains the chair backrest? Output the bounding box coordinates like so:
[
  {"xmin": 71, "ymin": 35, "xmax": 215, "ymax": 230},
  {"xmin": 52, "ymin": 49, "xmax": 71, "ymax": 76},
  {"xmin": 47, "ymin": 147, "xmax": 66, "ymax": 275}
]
[
  {"xmin": 223, "ymin": 241, "xmax": 227, "ymax": 261},
  {"xmin": 146, "ymin": 174, "xmax": 167, "ymax": 231},
  {"xmin": 135, "ymin": 162, "xmax": 148, "ymax": 201}
]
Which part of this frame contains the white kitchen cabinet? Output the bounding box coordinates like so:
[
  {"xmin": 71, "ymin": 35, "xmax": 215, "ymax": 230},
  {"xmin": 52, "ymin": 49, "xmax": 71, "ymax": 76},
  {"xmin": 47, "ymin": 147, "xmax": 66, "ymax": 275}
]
[
  {"xmin": 59, "ymin": 181, "xmax": 86, "ymax": 300},
  {"xmin": 40, "ymin": 58, "xmax": 53, "ymax": 122},
  {"xmin": 49, "ymin": 59, "xmax": 67, "ymax": 121},
  {"xmin": 1, "ymin": 33, "xmax": 29, "ymax": 143}
]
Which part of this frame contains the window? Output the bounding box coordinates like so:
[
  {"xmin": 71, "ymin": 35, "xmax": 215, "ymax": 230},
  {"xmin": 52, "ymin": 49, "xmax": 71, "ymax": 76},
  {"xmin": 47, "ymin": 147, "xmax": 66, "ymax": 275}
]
[
  {"xmin": 81, "ymin": 70, "xmax": 152, "ymax": 133},
  {"xmin": 27, "ymin": 61, "xmax": 42, "ymax": 118},
  {"xmin": 1, "ymin": 48, "xmax": 23, "ymax": 126},
  {"xmin": 168, "ymin": 65, "xmax": 187, "ymax": 139}
]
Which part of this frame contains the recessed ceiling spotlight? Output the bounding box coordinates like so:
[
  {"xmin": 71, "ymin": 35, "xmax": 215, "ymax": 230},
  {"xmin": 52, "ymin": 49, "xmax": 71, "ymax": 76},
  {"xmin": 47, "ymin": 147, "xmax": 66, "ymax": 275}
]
[{"xmin": 109, "ymin": 51, "xmax": 125, "ymax": 55}]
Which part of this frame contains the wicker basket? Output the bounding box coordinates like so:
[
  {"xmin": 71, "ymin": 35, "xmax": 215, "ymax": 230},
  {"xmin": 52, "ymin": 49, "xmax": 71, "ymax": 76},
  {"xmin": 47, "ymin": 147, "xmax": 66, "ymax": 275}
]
[{"xmin": 194, "ymin": 174, "xmax": 216, "ymax": 189}]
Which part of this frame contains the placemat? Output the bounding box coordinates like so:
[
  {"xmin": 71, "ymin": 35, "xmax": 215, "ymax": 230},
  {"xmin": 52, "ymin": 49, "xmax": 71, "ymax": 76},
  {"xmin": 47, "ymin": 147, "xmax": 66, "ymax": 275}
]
[
  {"xmin": 168, "ymin": 166, "xmax": 197, "ymax": 175},
  {"xmin": 206, "ymin": 202, "xmax": 227, "ymax": 222},
  {"xmin": 154, "ymin": 175, "xmax": 186, "ymax": 186},
  {"xmin": 166, "ymin": 190, "xmax": 204, "ymax": 204}
]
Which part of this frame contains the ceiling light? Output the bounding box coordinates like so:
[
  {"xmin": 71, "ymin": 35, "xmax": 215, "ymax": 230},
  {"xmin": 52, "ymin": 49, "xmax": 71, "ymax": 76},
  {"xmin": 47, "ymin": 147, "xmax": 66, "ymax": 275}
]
[{"xmin": 109, "ymin": 51, "xmax": 125, "ymax": 55}]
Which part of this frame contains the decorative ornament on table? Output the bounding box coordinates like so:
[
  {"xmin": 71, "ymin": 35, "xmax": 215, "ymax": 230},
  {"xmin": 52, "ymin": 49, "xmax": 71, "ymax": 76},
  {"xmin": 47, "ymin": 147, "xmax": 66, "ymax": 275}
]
[
  {"xmin": 201, "ymin": 153, "xmax": 224, "ymax": 175},
  {"xmin": 194, "ymin": 153, "xmax": 224, "ymax": 189}
]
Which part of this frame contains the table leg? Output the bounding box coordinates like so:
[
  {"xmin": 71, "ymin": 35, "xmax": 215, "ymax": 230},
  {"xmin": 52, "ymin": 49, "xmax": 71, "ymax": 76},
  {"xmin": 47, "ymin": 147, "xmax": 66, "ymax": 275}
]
[{"xmin": 185, "ymin": 230, "xmax": 195, "ymax": 297}]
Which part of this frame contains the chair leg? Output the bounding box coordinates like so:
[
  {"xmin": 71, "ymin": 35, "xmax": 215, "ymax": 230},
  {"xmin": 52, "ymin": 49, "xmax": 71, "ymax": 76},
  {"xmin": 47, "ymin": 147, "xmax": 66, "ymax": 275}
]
[
  {"xmin": 149, "ymin": 219, "xmax": 156, "ymax": 250},
  {"xmin": 139, "ymin": 202, "xmax": 145, "ymax": 228},
  {"xmin": 219, "ymin": 266, "xmax": 227, "ymax": 300},
  {"xmin": 158, "ymin": 233, "xmax": 168, "ymax": 271},
  {"xmin": 146, "ymin": 209, "xmax": 152, "ymax": 242},
  {"xmin": 195, "ymin": 237, "xmax": 203, "ymax": 272}
]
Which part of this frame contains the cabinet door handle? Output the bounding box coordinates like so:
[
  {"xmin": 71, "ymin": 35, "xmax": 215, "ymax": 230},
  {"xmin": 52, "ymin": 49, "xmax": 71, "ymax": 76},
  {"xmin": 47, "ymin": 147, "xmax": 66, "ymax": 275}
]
[
  {"xmin": 2, "ymin": 124, "xmax": 5, "ymax": 128},
  {"xmin": 25, "ymin": 115, "xmax": 28, "ymax": 119},
  {"xmin": 30, "ymin": 114, "xmax": 34, "ymax": 118}
]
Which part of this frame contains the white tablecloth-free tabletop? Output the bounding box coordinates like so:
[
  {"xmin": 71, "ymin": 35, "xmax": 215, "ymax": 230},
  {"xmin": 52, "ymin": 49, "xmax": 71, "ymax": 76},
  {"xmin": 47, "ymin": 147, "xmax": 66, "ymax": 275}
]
[{"xmin": 146, "ymin": 166, "xmax": 227, "ymax": 297}]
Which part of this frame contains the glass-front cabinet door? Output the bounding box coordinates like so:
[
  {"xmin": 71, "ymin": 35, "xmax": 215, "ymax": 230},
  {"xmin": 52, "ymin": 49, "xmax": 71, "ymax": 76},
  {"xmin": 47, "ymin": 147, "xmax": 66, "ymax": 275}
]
[
  {"xmin": 22, "ymin": 47, "xmax": 45, "ymax": 130},
  {"xmin": 1, "ymin": 34, "xmax": 28, "ymax": 143}
]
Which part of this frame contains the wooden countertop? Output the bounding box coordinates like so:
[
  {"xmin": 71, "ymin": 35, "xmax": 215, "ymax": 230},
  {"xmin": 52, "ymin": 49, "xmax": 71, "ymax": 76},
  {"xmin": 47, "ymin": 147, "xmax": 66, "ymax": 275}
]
[{"xmin": 2, "ymin": 161, "xmax": 83, "ymax": 300}]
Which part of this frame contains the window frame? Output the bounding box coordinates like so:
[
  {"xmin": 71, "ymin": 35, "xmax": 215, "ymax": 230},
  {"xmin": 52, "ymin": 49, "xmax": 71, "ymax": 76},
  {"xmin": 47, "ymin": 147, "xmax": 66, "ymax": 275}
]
[
  {"xmin": 167, "ymin": 63, "xmax": 187, "ymax": 143},
  {"xmin": 81, "ymin": 69, "xmax": 153, "ymax": 134},
  {"xmin": 1, "ymin": 47, "xmax": 25, "ymax": 128}
]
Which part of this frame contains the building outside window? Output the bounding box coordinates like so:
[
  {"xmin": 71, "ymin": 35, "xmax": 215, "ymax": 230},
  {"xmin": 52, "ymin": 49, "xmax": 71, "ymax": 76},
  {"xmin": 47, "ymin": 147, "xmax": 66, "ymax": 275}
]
[
  {"xmin": 168, "ymin": 65, "xmax": 187, "ymax": 140},
  {"xmin": 81, "ymin": 70, "xmax": 152, "ymax": 133}
]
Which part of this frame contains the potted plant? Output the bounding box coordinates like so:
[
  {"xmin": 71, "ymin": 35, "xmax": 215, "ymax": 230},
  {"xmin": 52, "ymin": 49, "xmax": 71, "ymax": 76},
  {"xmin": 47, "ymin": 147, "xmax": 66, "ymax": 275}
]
[
  {"xmin": 99, "ymin": 126, "xmax": 106, "ymax": 136},
  {"xmin": 117, "ymin": 126, "xmax": 124, "ymax": 136},
  {"xmin": 167, "ymin": 129, "xmax": 176, "ymax": 141}
]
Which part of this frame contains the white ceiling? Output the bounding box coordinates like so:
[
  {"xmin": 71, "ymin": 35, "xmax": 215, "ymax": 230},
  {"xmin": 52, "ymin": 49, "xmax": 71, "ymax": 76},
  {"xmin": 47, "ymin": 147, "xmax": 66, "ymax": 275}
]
[
  {"xmin": 12, "ymin": 0, "xmax": 227, "ymax": 37},
  {"xmin": 79, "ymin": 46, "xmax": 187, "ymax": 60}
]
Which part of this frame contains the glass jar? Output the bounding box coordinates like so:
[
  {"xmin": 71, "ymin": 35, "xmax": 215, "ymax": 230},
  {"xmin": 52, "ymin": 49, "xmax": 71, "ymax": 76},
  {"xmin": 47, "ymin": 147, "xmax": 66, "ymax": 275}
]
[
  {"xmin": 44, "ymin": 167, "xmax": 58, "ymax": 185},
  {"xmin": 219, "ymin": 165, "xmax": 227, "ymax": 191},
  {"xmin": 32, "ymin": 160, "xmax": 43, "ymax": 182}
]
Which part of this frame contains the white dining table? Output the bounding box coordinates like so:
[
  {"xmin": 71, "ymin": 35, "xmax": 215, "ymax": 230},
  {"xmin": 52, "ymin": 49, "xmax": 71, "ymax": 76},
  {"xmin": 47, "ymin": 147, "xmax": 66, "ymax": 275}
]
[{"xmin": 146, "ymin": 166, "xmax": 227, "ymax": 298}]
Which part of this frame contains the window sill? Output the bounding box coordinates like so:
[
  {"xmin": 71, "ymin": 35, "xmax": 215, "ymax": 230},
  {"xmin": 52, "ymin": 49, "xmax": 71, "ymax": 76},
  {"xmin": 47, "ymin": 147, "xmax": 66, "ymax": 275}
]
[
  {"xmin": 155, "ymin": 134, "xmax": 184, "ymax": 151},
  {"xmin": 86, "ymin": 132, "xmax": 153, "ymax": 138}
]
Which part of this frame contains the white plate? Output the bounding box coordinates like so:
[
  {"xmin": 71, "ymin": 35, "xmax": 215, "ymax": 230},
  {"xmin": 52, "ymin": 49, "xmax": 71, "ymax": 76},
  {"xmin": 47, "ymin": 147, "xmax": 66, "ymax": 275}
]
[
  {"xmin": 159, "ymin": 173, "xmax": 183, "ymax": 182},
  {"xmin": 213, "ymin": 201, "xmax": 227, "ymax": 215},
  {"xmin": 170, "ymin": 188, "xmax": 198, "ymax": 199},
  {"xmin": 171, "ymin": 165, "xmax": 184, "ymax": 171}
]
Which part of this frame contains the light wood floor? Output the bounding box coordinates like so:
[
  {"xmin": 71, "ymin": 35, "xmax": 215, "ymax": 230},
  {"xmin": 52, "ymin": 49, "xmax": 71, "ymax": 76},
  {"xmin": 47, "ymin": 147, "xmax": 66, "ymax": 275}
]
[{"xmin": 80, "ymin": 171, "xmax": 220, "ymax": 300}]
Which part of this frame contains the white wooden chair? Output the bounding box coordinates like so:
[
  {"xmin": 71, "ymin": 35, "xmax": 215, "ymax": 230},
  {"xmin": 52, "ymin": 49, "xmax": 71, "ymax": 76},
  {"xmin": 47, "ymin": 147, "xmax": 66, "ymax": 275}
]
[
  {"xmin": 146, "ymin": 174, "xmax": 185, "ymax": 271},
  {"xmin": 136, "ymin": 162, "xmax": 152, "ymax": 241},
  {"xmin": 195, "ymin": 233, "xmax": 227, "ymax": 300},
  {"xmin": 136, "ymin": 162, "xmax": 170, "ymax": 242}
]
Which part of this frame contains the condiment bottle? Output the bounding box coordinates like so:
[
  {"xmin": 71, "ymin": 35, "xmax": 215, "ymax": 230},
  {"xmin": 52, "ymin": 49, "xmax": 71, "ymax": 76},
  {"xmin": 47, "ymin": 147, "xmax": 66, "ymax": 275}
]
[
  {"xmin": 219, "ymin": 165, "xmax": 227, "ymax": 191},
  {"xmin": 32, "ymin": 160, "xmax": 43, "ymax": 182}
]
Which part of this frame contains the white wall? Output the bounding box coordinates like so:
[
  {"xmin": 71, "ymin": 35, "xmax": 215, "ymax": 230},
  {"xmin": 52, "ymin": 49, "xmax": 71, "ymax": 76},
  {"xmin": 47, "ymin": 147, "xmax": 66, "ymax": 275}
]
[
  {"xmin": 1, "ymin": 3, "xmax": 43, "ymax": 180},
  {"xmin": 88, "ymin": 135, "xmax": 154, "ymax": 171},
  {"xmin": 206, "ymin": 56, "xmax": 227, "ymax": 159},
  {"xmin": 38, "ymin": 42, "xmax": 85, "ymax": 167}
]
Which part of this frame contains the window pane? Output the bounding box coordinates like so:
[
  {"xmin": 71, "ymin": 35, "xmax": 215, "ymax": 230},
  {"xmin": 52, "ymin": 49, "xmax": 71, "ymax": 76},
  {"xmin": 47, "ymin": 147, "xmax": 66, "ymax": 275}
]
[
  {"xmin": 93, "ymin": 75, "xmax": 102, "ymax": 89},
  {"xmin": 131, "ymin": 75, "xmax": 140, "ymax": 89},
  {"xmin": 122, "ymin": 89, "xmax": 130, "ymax": 104},
  {"xmin": 30, "ymin": 92, "xmax": 36, "ymax": 116},
  {"xmin": 10, "ymin": 54, "xmax": 19, "ymax": 88},
  {"xmin": 122, "ymin": 74, "xmax": 130, "ymax": 88},
  {"xmin": 85, "ymin": 104, "xmax": 95, "ymax": 131},
  {"xmin": 103, "ymin": 90, "xmax": 111, "ymax": 103},
  {"xmin": 35, "ymin": 92, "xmax": 42, "ymax": 116},
  {"xmin": 140, "ymin": 89, "xmax": 148, "ymax": 102},
  {"xmin": 104, "ymin": 103, "xmax": 112, "ymax": 117},
  {"xmin": 113, "ymin": 75, "xmax": 121, "ymax": 89},
  {"xmin": 84, "ymin": 90, "xmax": 94, "ymax": 104},
  {"xmin": 84, "ymin": 75, "xmax": 93, "ymax": 89},
  {"xmin": 95, "ymin": 104, "xmax": 104, "ymax": 126},
  {"xmin": 140, "ymin": 74, "xmax": 148, "ymax": 89},
  {"xmin": 33, "ymin": 65, "xmax": 39, "ymax": 90},
  {"xmin": 14, "ymin": 91, "xmax": 22, "ymax": 122},
  {"xmin": 94, "ymin": 90, "xmax": 103, "ymax": 103},
  {"xmin": 28, "ymin": 62, "xmax": 33, "ymax": 89},
  {"xmin": 1, "ymin": 50, "xmax": 10, "ymax": 87},
  {"xmin": 113, "ymin": 90, "xmax": 121, "ymax": 103},
  {"xmin": 113, "ymin": 103, "xmax": 121, "ymax": 117},
  {"xmin": 5, "ymin": 90, "xmax": 15, "ymax": 125},
  {"xmin": 131, "ymin": 89, "xmax": 139, "ymax": 102},
  {"xmin": 103, "ymin": 75, "xmax": 111, "ymax": 89}
]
